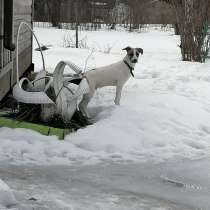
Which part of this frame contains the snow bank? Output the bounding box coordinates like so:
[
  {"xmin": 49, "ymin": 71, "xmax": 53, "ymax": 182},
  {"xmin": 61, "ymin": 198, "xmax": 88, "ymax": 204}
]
[
  {"xmin": 0, "ymin": 179, "xmax": 17, "ymax": 208},
  {"xmin": 0, "ymin": 28, "xmax": 210, "ymax": 165}
]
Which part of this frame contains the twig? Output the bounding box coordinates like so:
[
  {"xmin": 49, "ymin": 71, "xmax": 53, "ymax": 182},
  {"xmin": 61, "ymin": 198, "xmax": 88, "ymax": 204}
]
[{"xmin": 83, "ymin": 48, "xmax": 95, "ymax": 73}]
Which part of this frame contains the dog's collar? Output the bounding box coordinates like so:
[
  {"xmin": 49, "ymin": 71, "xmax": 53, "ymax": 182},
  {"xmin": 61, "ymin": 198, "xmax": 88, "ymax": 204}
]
[{"xmin": 123, "ymin": 60, "xmax": 134, "ymax": 77}]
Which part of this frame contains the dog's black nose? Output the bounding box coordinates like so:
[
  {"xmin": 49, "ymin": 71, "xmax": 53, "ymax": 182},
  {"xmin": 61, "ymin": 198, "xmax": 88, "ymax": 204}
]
[{"xmin": 132, "ymin": 59, "xmax": 138, "ymax": 63}]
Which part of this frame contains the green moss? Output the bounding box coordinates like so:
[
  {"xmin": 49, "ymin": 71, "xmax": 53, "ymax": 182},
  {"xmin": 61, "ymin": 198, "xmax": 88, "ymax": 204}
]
[{"xmin": 0, "ymin": 117, "xmax": 69, "ymax": 140}]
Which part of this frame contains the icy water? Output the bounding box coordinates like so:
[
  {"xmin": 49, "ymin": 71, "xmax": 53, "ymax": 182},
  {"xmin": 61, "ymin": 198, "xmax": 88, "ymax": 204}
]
[{"xmin": 0, "ymin": 158, "xmax": 209, "ymax": 210}]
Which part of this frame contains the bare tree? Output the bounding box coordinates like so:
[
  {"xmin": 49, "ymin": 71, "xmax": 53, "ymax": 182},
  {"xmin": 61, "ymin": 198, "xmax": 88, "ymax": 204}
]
[
  {"xmin": 34, "ymin": 0, "xmax": 48, "ymax": 21},
  {"xmin": 45, "ymin": 0, "xmax": 62, "ymax": 27},
  {"xmin": 126, "ymin": 0, "xmax": 148, "ymax": 31},
  {"xmin": 161, "ymin": 0, "xmax": 210, "ymax": 62},
  {"xmin": 109, "ymin": 0, "xmax": 118, "ymax": 29}
]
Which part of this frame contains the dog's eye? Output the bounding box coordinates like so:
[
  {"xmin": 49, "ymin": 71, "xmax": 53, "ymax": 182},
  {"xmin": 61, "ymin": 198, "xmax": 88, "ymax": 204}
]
[
  {"xmin": 136, "ymin": 53, "xmax": 139, "ymax": 57},
  {"xmin": 129, "ymin": 53, "xmax": 134, "ymax": 57}
]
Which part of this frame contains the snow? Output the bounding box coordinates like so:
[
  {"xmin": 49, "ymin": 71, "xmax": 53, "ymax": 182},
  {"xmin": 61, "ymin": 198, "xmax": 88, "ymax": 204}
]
[
  {"xmin": 0, "ymin": 26, "xmax": 210, "ymax": 209},
  {"xmin": 0, "ymin": 179, "xmax": 17, "ymax": 208},
  {"xmin": 1, "ymin": 27, "xmax": 209, "ymax": 165},
  {"xmin": 0, "ymin": 160, "xmax": 209, "ymax": 209},
  {"xmin": 0, "ymin": 28, "xmax": 210, "ymax": 164}
]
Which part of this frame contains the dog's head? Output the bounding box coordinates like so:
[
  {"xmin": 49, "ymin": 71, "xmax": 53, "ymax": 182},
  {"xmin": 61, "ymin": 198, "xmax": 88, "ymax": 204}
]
[{"xmin": 123, "ymin": 46, "xmax": 143, "ymax": 63}]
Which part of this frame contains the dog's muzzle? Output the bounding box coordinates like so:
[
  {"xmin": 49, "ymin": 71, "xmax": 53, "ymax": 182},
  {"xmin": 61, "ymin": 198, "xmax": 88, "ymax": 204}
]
[{"xmin": 132, "ymin": 59, "xmax": 138, "ymax": 63}]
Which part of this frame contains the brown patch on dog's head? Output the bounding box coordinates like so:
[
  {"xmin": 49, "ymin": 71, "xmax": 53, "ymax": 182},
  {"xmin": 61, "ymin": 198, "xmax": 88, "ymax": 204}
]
[
  {"xmin": 136, "ymin": 48, "xmax": 143, "ymax": 55},
  {"xmin": 122, "ymin": 46, "xmax": 132, "ymax": 52},
  {"xmin": 123, "ymin": 46, "xmax": 143, "ymax": 63}
]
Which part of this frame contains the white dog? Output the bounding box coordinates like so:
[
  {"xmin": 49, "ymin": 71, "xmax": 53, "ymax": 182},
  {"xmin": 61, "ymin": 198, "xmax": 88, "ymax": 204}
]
[{"xmin": 74, "ymin": 46, "xmax": 143, "ymax": 117}]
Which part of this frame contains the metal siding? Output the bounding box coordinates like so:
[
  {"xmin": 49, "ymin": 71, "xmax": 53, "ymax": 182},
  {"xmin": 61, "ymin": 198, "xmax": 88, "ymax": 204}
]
[
  {"xmin": 0, "ymin": 0, "xmax": 13, "ymax": 101},
  {"xmin": 13, "ymin": 0, "xmax": 32, "ymax": 81},
  {"xmin": 0, "ymin": 0, "xmax": 33, "ymax": 101},
  {"xmin": 0, "ymin": 0, "xmax": 3, "ymax": 70},
  {"xmin": 0, "ymin": 0, "xmax": 13, "ymax": 71}
]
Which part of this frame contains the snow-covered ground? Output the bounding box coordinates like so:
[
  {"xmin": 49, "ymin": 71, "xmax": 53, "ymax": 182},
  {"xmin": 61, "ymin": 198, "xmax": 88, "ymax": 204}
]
[
  {"xmin": 0, "ymin": 179, "xmax": 17, "ymax": 209},
  {"xmin": 0, "ymin": 27, "xmax": 210, "ymax": 209}
]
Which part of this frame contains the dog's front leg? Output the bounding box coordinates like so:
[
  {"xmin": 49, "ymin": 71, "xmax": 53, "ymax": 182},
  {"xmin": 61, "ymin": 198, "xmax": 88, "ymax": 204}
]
[{"xmin": 114, "ymin": 85, "xmax": 123, "ymax": 105}]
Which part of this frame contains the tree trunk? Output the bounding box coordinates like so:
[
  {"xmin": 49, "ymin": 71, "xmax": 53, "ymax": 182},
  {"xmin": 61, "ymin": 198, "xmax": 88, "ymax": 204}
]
[
  {"xmin": 173, "ymin": 0, "xmax": 209, "ymax": 62},
  {"xmin": 161, "ymin": 0, "xmax": 210, "ymax": 62},
  {"xmin": 51, "ymin": 0, "xmax": 61, "ymax": 27},
  {"xmin": 174, "ymin": 23, "xmax": 180, "ymax": 35}
]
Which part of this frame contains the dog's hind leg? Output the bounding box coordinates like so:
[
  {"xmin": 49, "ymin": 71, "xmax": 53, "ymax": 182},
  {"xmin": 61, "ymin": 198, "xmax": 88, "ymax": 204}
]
[{"xmin": 79, "ymin": 91, "xmax": 94, "ymax": 118}]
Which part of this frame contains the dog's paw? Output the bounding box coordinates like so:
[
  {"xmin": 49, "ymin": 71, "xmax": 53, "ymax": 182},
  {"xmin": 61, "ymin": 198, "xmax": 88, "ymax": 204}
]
[
  {"xmin": 79, "ymin": 107, "xmax": 90, "ymax": 118},
  {"xmin": 114, "ymin": 100, "xmax": 120, "ymax": 105}
]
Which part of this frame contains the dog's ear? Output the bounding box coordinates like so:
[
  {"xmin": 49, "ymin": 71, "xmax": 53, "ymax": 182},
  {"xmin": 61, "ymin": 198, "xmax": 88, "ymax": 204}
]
[
  {"xmin": 136, "ymin": 48, "xmax": 143, "ymax": 55},
  {"xmin": 122, "ymin": 46, "xmax": 132, "ymax": 52}
]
